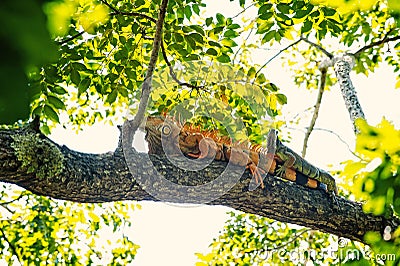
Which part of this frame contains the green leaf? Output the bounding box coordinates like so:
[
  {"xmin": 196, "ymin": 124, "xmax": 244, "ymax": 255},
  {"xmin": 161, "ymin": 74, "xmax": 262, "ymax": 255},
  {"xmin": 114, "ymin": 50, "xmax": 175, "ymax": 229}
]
[
  {"xmin": 184, "ymin": 5, "xmax": 192, "ymax": 20},
  {"xmin": 205, "ymin": 17, "xmax": 213, "ymax": 26},
  {"xmin": 32, "ymin": 105, "xmax": 42, "ymax": 116},
  {"xmin": 216, "ymin": 13, "xmax": 225, "ymax": 25},
  {"xmin": 276, "ymin": 93, "xmax": 287, "ymax": 104},
  {"xmin": 70, "ymin": 69, "xmax": 81, "ymax": 85},
  {"xmin": 49, "ymin": 86, "xmax": 68, "ymax": 95},
  {"xmin": 322, "ymin": 7, "xmax": 336, "ymax": 16},
  {"xmin": 301, "ymin": 20, "xmax": 312, "ymax": 34},
  {"xmin": 261, "ymin": 31, "xmax": 275, "ymax": 43},
  {"xmin": 294, "ymin": 9, "xmax": 310, "ymax": 19},
  {"xmin": 258, "ymin": 12, "xmax": 274, "ymax": 20},
  {"xmin": 247, "ymin": 67, "xmax": 256, "ymax": 79},
  {"xmin": 208, "ymin": 41, "xmax": 222, "ymax": 47},
  {"xmin": 47, "ymin": 96, "xmax": 66, "ymax": 110},
  {"xmin": 221, "ymin": 38, "xmax": 238, "ymax": 47},
  {"xmin": 217, "ymin": 54, "xmax": 230, "ymax": 63},
  {"xmin": 106, "ymin": 90, "xmax": 118, "ymax": 104},
  {"xmin": 224, "ymin": 29, "xmax": 239, "ymax": 38},
  {"xmin": 227, "ymin": 23, "xmax": 240, "ymax": 30},
  {"xmin": 44, "ymin": 104, "xmax": 60, "ymax": 123},
  {"xmin": 277, "ymin": 3, "xmax": 291, "ymax": 14},
  {"xmin": 192, "ymin": 4, "xmax": 200, "ymax": 15},
  {"xmin": 206, "ymin": 48, "xmax": 218, "ymax": 56},
  {"xmin": 257, "ymin": 22, "xmax": 273, "ymax": 34},
  {"xmin": 188, "ymin": 32, "xmax": 204, "ymax": 43},
  {"xmin": 258, "ymin": 4, "xmax": 272, "ymax": 14},
  {"xmin": 78, "ymin": 78, "xmax": 91, "ymax": 96}
]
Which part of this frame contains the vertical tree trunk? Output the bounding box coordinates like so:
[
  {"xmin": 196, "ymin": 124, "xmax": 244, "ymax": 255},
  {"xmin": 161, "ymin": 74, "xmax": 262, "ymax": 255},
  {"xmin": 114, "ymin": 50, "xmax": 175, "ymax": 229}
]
[{"xmin": 333, "ymin": 54, "xmax": 366, "ymax": 134}]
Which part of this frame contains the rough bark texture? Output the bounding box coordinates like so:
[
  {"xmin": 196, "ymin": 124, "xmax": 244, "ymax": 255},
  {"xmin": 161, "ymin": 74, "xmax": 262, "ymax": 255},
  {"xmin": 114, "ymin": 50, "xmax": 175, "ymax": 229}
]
[
  {"xmin": 1, "ymin": 127, "xmax": 399, "ymax": 244},
  {"xmin": 333, "ymin": 55, "xmax": 366, "ymax": 134}
]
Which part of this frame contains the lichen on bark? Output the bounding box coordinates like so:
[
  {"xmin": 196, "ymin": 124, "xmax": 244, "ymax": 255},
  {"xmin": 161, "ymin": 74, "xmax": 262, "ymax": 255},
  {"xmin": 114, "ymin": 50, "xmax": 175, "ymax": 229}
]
[{"xmin": 11, "ymin": 131, "xmax": 64, "ymax": 179}]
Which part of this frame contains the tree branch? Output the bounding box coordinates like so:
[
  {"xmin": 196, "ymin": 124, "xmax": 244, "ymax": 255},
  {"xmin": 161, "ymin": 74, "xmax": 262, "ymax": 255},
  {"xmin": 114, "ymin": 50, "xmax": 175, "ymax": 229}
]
[
  {"xmin": 58, "ymin": 31, "xmax": 85, "ymax": 45},
  {"xmin": 301, "ymin": 66, "xmax": 327, "ymax": 157},
  {"xmin": 300, "ymin": 36, "xmax": 333, "ymax": 59},
  {"xmin": 255, "ymin": 38, "xmax": 302, "ymax": 77},
  {"xmin": 160, "ymin": 42, "xmax": 205, "ymax": 90},
  {"xmin": 123, "ymin": 0, "xmax": 169, "ymax": 147},
  {"xmin": 0, "ymin": 226, "xmax": 21, "ymax": 263},
  {"xmin": 0, "ymin": 128, "xmax": 398, "ymax": 244},
  {"xmin": 352, "ymin": 28, "xmax": 400, "ymax": 58}
]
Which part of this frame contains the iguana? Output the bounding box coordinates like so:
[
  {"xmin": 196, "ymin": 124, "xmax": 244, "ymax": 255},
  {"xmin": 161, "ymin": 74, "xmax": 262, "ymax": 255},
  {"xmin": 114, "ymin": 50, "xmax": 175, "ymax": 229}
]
[{"xmin": 144, "ymin": 116, "xmax": 338, "ymax": 195}]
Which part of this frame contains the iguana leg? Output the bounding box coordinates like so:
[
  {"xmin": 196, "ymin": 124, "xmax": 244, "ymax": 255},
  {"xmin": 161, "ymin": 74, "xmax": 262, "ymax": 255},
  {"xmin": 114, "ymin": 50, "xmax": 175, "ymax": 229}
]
[
  {"xmin": 248, "ymin": 163, "xmax": 266, "ymax": 188},
  {"xmin": 275, "ymin": 151, "xmax": 296, "ymax": 178}
]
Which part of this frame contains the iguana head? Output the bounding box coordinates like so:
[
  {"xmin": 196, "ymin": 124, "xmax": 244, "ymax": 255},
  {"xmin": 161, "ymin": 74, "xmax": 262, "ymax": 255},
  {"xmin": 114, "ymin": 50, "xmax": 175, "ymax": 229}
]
[{"xmin": 144, "ymin": 116, "xmax": 181, "ymax": 154}]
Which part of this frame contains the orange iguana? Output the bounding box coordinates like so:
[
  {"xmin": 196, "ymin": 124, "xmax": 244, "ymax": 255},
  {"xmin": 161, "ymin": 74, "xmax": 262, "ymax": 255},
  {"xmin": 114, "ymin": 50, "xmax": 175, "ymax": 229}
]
[{"xmin": 144, "ymin": 116, "xmax": 338, "ymax": 195}]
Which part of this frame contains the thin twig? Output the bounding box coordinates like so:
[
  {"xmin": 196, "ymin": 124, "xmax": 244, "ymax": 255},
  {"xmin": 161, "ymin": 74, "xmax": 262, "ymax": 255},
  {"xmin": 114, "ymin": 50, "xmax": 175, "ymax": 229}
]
[
  {"xmin": 285, "ymin": 126, "xmax": 361, "ymax": 159},
  {"xmin": 233, "ymin": 26, "xmax": 254, "ymax": 63},
  {"xmin": 257, "ymin": 229, "xmax": 311, "ymax": 260},
  {"xmin": 58, "ymin": 31, "xmax": 85, "ymax": 45},
  {"xmin": 0, "ymin": 193, "xmax": 24, "ymax": 206},
  {"xmin": 302, "ymin": 67, "xmax": 327, "ymax": 157},
  {"xmin": 160, "ymin": 42, "xmax": 204, "ymax": 90},
  {"xmin": 123, "ymin": 0, "xmax": 169, "ymax": 147},
  {"xmin": 231, "ymin": 2, "xmax": 257, "ymax": 19},
  {"xmin": 110, "ymin": 11, "xmax": 157, "ymax": 23},
  {"xmin": 352, "ymin": 28, "xmax": 400, "ymax": 57},
  {"xmin": 255, "ymin": 38, "xmax": 302, "ymax": 77},
  {"xmin": 300, "ymin": 36, "xmax": 333, "ymax": 59},
  {"xmin": 312, "ymin": 128, "xmax": 362, "ymax": 159},
  {"xmin": 0, "ymin": 227, "xmax": 22, "ymax": 263},
  {"xmin": 100, "ymin": 0, "xmax": 118, "ymax": 13}
]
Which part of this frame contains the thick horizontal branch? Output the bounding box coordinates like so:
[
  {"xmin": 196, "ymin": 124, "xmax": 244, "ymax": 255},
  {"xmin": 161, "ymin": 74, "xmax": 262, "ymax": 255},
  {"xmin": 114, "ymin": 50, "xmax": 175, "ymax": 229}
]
[{"xmin": 0, "ymin": 127, "xmax": 399, "ymax": 244}]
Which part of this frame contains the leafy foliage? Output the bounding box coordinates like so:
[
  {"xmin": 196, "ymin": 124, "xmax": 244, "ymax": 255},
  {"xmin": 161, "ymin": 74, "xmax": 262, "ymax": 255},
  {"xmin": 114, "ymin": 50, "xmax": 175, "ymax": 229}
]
[
  {"xmin": 0, "ymin": 0, "xmax": 59, "ymax": 124},
  {"xmin": 2, "ymin": 0, "xmax": 400, "ymax": 264},
  {"xmin": 0, "ymin": 185, "xmax": 140, "ymax": 265},
  {"xmin": 195, "ymin": 212, "xmax": 380, "ymax": 265}
]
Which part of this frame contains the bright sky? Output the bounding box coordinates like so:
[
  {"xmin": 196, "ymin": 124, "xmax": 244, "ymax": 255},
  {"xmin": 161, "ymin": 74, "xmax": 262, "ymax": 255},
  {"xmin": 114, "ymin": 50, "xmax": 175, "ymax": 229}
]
[{"xmin": 47, "ymin": 0, "xmax": 400, "ymax": 265}]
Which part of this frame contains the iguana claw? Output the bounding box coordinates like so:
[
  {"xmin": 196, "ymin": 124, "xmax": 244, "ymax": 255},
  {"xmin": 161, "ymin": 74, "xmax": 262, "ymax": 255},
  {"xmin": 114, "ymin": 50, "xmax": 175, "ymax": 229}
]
[{"xmin": 248, "ymin": 164, "xmax": 266, "ymax": 188}]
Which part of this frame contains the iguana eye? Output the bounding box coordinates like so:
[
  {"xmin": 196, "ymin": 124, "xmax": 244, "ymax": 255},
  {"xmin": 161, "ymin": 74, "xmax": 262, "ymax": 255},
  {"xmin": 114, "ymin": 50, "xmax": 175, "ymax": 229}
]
[{"xmin": 161, "ymin": 125, "xmax": 171, "ymax": 136}]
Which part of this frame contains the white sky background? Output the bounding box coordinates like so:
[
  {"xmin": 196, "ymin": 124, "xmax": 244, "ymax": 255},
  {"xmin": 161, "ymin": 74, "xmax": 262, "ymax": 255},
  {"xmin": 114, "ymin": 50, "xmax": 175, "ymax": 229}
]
[{"xmin": 46, "ymin": 0, "xmax": 400, "ymax": 265}]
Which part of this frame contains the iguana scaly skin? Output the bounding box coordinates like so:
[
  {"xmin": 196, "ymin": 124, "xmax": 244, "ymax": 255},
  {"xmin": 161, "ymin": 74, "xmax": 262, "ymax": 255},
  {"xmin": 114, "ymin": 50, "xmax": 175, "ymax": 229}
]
[
  {"xmin": 268, "ymin": 129, "xmax": 338, "ymax": 195},
  {"xmin": 144, "ymin": 116, "xmax": 334, "ymax": 193}
]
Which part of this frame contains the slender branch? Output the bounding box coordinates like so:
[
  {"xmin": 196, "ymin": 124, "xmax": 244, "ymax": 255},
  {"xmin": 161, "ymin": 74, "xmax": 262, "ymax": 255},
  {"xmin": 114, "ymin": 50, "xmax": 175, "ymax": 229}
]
[
  {"xmin": 101, "ymin": 0, "xmax": 157, "ymax": 22},
  {"xmin": 231, "ymin": 2, "xmax": 257, "ymax": 19},
  {"xmin": 302, "ymin": 67, "xmax": 327, "ymax": 157},
  {"xmin": 313, "ymin": 127, "xmax": 362, "ymax": 159},
  {"xmin": 257, "ymin": 228, "xmax": 312, "ymax": 260},
  {"xmin": 352, "ymin": 28, "xmax": 400, "ymax": 57},
  {"xmin": 58, "ymin": 31, "xmax": 84, "ymax": 45},
  {"xmin": 160, "ymin": 42, "xmax": 204, "ymax": 90},
  {"xmin": 0, "ymin": 192, "xmax": 24, "ymax": 206},
  {"xmin": 255, "ymin": 38, "xmax": 301, "ymax": 77},
  {"xmin": 100, "ymin": 0, "xmax": 118, "ymax": 13},
  {"xmin": 286, "ymin": 126, "xmax": 362, "ymax": 159},
  {"xmin": 233, "ymin": 26, "xmax": 254, "ymax": 63},
  {"xmin": 266, "ymin": 229, "xmax": 312, "ymax": 251},
  {"xmin": 0, "ymin": 227, "xmax": 22, "ymax": 263},
  {"xmin": 110, "ymin": 11, "xmax": 157, "ymax": 23},
  {"xmin": 123, "ymin": 0, "xmax": 169, "ymax": 147},
  {"xmin": 300, "ymin": 36, "xmax": 333, "ymax": 59},
  {"xmin": 59, "ymin": 1, "xmax": 157, "ymax": 45}
]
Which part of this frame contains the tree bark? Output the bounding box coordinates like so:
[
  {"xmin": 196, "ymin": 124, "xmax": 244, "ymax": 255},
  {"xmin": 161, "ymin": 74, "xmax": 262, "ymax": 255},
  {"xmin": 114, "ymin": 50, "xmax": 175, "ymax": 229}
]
[
  {"xmin": 1, "ymin": 127, "xmax": 398, "ymax": 244},
  {"xmin": 333, "ymin": 54, "xmax": 366, "ymax": 134}
]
